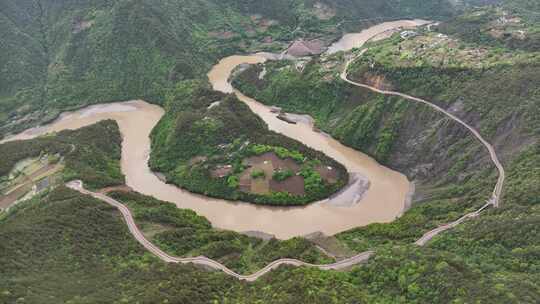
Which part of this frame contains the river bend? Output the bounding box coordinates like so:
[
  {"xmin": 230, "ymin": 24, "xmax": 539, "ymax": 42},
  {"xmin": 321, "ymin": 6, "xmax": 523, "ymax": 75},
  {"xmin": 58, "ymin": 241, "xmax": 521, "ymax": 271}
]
[{"xmin": 2, "ymin": 20, "xmax": 429, "ymax": 239}]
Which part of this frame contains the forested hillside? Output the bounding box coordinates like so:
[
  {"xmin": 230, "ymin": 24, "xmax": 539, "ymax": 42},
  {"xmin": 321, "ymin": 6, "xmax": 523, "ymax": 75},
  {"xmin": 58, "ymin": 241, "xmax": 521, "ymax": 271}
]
[
  {"xmin": 2, "ymin": 169, "xmax": 537, "ymax": 303},
  {"xmin": 0, "ymin": 0, "xmax": 461, "ymax": 138}
]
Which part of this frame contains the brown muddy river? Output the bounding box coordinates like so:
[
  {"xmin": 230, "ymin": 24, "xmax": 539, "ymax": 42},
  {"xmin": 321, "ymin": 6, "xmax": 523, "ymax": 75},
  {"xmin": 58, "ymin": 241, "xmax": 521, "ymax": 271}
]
[
  {"xmin": 326, "ymin": 19, "xmax": 430, "ymax": 53},
  {"xmin": 2, "ymin": 20, "xmax": 428, "ymax": 239}
]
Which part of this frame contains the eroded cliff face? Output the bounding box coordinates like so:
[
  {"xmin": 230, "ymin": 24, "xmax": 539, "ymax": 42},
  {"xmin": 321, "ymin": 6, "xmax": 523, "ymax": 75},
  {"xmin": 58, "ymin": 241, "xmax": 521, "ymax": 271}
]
[
  {"xmin": 344, "ymin": 64, "xmax": 539, "ymax": 173},
  {"xmin": 320, "ymin": 84, "xmax": 493, "ymax": 203},
  {"xmin": 372, "ymin": 100, "xmax": 489, "ymax": 202},
  {"xmin": 355, "ymin": 73, "xmax": 395, "ymax": 91}
]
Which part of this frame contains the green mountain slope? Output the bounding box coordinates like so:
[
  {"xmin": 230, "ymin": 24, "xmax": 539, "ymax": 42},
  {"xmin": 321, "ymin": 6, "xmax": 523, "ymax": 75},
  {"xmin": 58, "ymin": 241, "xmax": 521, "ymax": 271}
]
[
  {"xmin": 0, "ymin": 0, "xmax": 460, "ymax": 138},
  {"xmin": 2, "ymin": 167, "xmax": 537, "ymax": 302},
  {"xmin": 231, "ymin": 6, "xmax": 540, "ymax": 301},
  {"xmin": 2, "ymin": 1, "xmax": 540, "ymax": 303}
]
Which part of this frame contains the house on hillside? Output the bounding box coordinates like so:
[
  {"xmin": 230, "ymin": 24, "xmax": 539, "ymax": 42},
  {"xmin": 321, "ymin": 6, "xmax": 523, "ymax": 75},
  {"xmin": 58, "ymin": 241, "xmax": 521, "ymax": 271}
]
[{"xmin": 400, "ymin": 30, "xmax": 418, "ymax": 39}]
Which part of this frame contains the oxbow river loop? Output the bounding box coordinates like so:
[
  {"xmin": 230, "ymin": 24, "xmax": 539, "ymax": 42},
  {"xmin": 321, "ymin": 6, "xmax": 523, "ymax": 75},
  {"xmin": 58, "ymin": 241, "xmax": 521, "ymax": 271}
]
[{"xmin": 3, "ymin": 20, "xmax": 434, "ymax": 239}]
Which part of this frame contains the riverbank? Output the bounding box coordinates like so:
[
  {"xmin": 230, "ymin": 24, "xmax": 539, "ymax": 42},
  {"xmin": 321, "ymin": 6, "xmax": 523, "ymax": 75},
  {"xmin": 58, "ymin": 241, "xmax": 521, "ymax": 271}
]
[{"xmin": 1, "ymin": 97, "xmax": 409, "ymax": 238}]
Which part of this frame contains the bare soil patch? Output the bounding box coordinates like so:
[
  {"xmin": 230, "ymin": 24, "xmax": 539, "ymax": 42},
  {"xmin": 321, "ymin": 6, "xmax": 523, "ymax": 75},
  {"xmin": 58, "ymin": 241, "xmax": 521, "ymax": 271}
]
[
  {"xmin": 269, "ymin": 175, "xmax": 305, "ymax": 196},
  {"xmin": 315, "ymin": 165, "xmax": 338, "ymax": 184},
  {"xmin": 239, "ymin": 152, "xmax": 304, "ymax": 195},
  {"xmin": 211, "ymin": 165, "xmax": 233, "ymax": 178},
  {"xmin": 244, "ymin": 152, "xmax": 301, "ymax": 172}
]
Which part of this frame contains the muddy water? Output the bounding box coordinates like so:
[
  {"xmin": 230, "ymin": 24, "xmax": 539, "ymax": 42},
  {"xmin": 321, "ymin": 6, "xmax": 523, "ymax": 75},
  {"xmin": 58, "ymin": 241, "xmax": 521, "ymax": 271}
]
[
  {"xmin": 207, "ymin": 53, "xmax": 410, "ymax": 237},
  {"xmin": 2, "ymin": 20, "xmax": 426, "ymax": 239},
  {"xmin": 1, "ymin": 103, "xmax": 145, "ymax": 143},
  {"xmin": 327, "ymin": 19, "xmax": 431, "ymax": 53}
]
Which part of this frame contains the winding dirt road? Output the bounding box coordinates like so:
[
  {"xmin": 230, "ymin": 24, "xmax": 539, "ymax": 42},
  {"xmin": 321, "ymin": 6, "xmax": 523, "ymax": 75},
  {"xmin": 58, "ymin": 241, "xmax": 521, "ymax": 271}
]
[
  {"xmin": 340, "ymin": 51, "xmax": 505, "ymax": 244},
  {"xmin": 65, "ymin": 173, "xmax": 497, "ymax": 280},
  {"xmin": 15, "ymin": 20, "xmax": 505, "ymax": 281},
  {"xmin": 63, "ymin": 31, "xmax": 505, "ymax": 281},
  {"xmin": 414, "ymin": 201, "xmax": 492, "ymax": 246},
  {"xmin": 340, "ymin": 56, "xmax": 504, "ymax": 208},
  {"xmin": 66, "ymin": 180, "xmax": 375, "ymax": 281}
]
